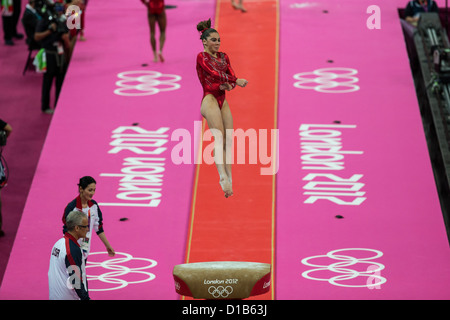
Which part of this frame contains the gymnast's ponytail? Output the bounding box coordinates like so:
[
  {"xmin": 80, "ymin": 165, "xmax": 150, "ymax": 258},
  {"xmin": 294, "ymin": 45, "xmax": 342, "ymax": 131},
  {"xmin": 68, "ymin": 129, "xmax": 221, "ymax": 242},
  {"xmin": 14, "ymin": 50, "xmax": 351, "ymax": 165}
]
[{"xmin": 197, "ymin": 18, "xmax": 218, "ymax": 40}]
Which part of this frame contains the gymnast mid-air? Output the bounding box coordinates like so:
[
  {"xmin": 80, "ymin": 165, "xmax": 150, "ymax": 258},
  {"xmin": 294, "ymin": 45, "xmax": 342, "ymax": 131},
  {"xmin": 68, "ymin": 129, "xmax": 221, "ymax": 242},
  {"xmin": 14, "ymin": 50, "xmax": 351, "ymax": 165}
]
[{"xmin": 195, "ymin": 18, "xmax": 248, "ymax": 198}]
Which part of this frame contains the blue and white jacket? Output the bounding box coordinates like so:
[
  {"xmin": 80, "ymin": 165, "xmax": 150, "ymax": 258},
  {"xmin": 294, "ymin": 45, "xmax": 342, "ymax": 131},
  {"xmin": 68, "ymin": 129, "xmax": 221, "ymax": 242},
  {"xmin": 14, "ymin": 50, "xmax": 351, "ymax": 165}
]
[
  {"xmin": 48, "ymin": 233, "xmax": 90, "ymax": 300},
  {"xmin": 62, "ymin": 195, "xmax": 104, "ymax": 257}
]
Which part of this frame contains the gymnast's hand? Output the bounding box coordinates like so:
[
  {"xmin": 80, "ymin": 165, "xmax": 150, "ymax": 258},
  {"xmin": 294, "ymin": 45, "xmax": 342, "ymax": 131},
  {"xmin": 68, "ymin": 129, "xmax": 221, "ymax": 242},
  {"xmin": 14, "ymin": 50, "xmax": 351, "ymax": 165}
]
[
  {"xmin": 236, "ymin": 79, "xmax": 248, "ymax": 88},
  {"xmin": 220, "ymin": 83, "xmax": 233, "ymax": 91}
]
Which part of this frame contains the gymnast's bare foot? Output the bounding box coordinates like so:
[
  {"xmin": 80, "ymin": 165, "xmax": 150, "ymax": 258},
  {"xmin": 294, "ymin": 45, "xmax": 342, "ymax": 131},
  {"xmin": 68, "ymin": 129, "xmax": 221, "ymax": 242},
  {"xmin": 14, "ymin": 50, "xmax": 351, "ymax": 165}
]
[
  {"xmin": 220, "ymin": 178, "xmax": 233, "ymax": 198},
  {"xmin": 227, "ymin": 177, "xmax": 233, "ymax": 198}
]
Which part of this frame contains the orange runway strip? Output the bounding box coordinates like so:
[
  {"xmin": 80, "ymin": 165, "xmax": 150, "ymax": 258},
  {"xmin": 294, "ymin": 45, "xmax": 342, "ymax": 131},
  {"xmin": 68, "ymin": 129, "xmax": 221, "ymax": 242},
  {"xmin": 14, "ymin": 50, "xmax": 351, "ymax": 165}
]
[{"xmin": 184, "ymin": 0, "xmax": 279, "ymax": 300}]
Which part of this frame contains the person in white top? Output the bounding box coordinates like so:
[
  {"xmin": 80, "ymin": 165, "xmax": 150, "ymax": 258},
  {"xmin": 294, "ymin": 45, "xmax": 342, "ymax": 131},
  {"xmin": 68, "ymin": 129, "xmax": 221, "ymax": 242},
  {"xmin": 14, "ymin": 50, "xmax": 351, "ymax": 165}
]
[
  {"xmin": 48, "ymin": 211, "xmax": 90, "ymax": 300},
  {"xmin": 62, "ymin": 176, "xmax": 115, "ymax": 258}
]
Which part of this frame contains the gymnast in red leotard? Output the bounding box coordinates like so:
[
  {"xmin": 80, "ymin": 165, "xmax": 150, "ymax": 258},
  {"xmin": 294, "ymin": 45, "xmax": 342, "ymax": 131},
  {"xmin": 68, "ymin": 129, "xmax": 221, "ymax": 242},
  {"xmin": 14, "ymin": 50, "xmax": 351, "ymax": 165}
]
[
  {"xmin": 196, "ymin": 19, "xmax": 248, "ymax": 198},
  {"xmin": 196, "ymin": 51, "xmax": 236, "ymax": 110}
]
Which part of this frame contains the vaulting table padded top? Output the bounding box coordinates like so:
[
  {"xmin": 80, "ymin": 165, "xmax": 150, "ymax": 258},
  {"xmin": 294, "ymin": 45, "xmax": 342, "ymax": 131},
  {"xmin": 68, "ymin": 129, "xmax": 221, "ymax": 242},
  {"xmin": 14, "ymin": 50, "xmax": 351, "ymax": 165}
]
[{"xmin": 173, "ymin": 261, "xmax": 271, "ymax": 299}]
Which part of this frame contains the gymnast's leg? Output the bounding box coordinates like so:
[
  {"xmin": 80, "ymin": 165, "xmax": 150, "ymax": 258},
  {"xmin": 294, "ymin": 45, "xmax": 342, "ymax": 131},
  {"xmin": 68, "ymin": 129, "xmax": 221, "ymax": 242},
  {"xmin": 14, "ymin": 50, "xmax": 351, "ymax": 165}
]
[
  {"xmin": 201, "ymin": 94, "xmax": 233, "ymax": 198},
  {"xmin": 156, "ymin": 11, "xmax": 166, "ymax": 62},
  {"xmin": 221, "ymin": 100, "xmax": 233, "ymax": 188},
  {"xmin": 147, "ymin": 13, "xmax": 158, "ymax": 62}
]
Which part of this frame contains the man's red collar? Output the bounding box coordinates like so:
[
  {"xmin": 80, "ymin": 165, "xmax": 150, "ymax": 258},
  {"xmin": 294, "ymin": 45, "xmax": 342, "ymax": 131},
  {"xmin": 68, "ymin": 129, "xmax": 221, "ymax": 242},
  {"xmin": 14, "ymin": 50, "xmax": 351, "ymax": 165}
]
[{"xmin": 64, "ymin": 232, "xmax": 80, "ymax": 247}]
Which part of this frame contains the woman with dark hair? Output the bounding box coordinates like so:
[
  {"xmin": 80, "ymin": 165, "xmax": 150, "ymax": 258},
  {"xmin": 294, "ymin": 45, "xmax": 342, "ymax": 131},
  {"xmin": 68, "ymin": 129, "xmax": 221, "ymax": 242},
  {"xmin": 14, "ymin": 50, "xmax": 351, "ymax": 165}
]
[
  {"xmin": 62, "ymin": 176, "xmax": 115, "ymax": 257},
  {"xmin": 196, "ymin": 19, "xmax": 248, "ymax": 198},
  {"xmin": 141, "ymin": 0, "xmax": 166, "ymax": 62}
]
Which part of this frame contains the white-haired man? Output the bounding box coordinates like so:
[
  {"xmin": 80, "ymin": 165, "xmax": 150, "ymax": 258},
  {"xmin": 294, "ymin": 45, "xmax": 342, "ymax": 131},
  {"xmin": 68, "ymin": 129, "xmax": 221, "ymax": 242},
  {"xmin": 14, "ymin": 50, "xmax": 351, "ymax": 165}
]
[{"xmin": 48, "ymin": 210, "xmax": 90, "ymax": 300}]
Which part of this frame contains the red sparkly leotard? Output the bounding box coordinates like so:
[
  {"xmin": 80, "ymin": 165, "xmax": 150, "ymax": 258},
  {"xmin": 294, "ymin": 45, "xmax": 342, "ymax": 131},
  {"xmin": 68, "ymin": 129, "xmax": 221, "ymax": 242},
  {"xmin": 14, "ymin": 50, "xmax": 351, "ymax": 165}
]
[
  {"xmin": 196, "ymin": 51, "xmax": 237, "ymax": 109},
  {"xmin": 142, "ymin": 0, "xmax": 164, "ymax": 15}
]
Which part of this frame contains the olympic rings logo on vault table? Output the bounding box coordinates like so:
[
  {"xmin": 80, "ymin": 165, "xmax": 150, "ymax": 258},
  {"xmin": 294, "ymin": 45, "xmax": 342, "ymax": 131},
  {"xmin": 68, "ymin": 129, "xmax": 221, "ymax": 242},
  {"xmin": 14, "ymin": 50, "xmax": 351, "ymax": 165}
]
[
  {"xmin": 114, "ymin": 70, "xmax": 181, "ymax": 96},
  {"xmin": 208, "ymin": 285, "xmax": 234, "ymax": 298},
  {"xmin": 293, "ymin": 68, "xmax": 360, "ymax": 93},
  {"xmin": 85, "ymin": 251, "xmax": 157, "ymax": 291},
  {"xmin": 301, "ymin": 248, "xmax": 386, "ymax": 288}
]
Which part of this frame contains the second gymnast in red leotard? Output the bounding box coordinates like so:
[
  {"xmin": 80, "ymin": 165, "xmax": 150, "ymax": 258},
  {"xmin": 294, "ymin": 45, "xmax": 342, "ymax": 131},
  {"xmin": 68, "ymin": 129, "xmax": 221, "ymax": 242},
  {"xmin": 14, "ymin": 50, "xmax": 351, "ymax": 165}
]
[
  {"xmin": 196, "ymin": 19, "xmax": 248, "ymax": 198},
  {"xmin": 141, "ymin": 0, "xmax": 166, "ymax": 62}
]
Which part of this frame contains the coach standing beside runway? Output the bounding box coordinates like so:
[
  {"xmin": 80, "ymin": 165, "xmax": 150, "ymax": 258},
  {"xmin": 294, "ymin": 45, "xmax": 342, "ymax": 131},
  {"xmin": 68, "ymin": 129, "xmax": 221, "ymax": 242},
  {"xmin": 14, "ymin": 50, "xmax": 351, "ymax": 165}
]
[
  {"xmin": 62, "ymin": 176, "xmax": 115, "ymax": 259},
  {"xmin": 49, "ymin": 211, "xmax": 90, "ymax": 300}
]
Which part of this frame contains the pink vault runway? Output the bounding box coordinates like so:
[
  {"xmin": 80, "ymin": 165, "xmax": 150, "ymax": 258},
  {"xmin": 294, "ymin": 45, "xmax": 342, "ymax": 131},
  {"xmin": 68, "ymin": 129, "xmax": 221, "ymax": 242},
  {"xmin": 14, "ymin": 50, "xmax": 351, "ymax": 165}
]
[
  {"xmin": 1, "ymin": 0, "xmax": 450, "ymax": 300},
  {"xmin": 275, "ymin": 0, "xmax": 450, "ymax": 299}
]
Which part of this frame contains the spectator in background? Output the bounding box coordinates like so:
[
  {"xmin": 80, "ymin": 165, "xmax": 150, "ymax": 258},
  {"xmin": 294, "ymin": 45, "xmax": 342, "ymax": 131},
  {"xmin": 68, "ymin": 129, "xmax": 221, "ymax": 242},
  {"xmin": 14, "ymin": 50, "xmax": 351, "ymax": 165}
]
[
  {"xmin": 21, "ymin": 0, "xmax": 41, "ymax": 50},
  {"xmin": 34, "ymin": 1, "xmax": 70, "ymax": 114},
  {"xmin": 2, "ymin": 0, "xmax": 24, "ymax": 45},
  {"xmin": 405, "ymin": 0, "xmax": 439, "ymax": 26},
  {"xmin": 0, "ymin": 119, "xmax": 12, "ymax": 237}
]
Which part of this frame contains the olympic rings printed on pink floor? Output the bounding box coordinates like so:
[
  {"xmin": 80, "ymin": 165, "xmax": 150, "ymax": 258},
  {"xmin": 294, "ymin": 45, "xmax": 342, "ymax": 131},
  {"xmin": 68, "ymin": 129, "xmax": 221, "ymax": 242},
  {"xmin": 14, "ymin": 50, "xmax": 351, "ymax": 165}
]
[
  {"xmin": 86, "ymin": 251, "xmax": 157, "ymax": 291},
  {"xmin": 293, "ymin": 68, "xmax": 360, "ymax": 93},
  {"xmin": 114, "ymin": 70, "xmax": 181, "ymax": 96},
  {"xmin": 301, "ymin": 248, "xmax": 386, "ymax": 288}
]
